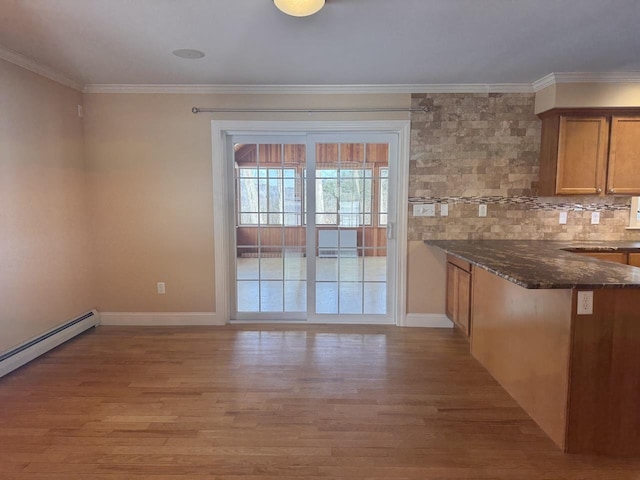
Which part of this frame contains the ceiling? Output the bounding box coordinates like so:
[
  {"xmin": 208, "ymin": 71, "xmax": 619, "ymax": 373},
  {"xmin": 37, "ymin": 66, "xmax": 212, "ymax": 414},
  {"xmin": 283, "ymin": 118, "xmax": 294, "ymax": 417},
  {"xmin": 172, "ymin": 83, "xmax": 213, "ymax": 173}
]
[{"xmin": 1, "ymin": 0, "xmax": 639, "ymax": 88}]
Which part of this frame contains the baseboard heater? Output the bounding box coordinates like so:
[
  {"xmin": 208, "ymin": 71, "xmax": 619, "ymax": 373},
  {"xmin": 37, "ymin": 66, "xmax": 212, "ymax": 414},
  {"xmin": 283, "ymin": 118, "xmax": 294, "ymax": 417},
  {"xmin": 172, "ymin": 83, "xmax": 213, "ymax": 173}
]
[{"xmin": 0, "ymin": 309, "xmax": 100, "ymax": 378}]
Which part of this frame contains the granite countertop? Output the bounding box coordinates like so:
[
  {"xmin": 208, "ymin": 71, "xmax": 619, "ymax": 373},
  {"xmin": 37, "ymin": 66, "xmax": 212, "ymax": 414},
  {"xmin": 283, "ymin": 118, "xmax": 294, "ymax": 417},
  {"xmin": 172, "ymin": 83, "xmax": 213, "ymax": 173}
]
[{"xmin": 425, "ymin": 240, "xmax": 640, "ymax": 289}]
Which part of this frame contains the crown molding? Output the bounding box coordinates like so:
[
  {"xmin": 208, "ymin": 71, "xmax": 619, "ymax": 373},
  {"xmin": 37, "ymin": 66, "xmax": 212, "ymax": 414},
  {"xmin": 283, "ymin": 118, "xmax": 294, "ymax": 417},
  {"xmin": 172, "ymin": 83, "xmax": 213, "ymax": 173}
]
[
  {"xmin": 0, "ymin": 45, "xmax": 83, "ymax": 91},
  {"xmin": 409, "ymin": 83, "xmax": 534, "ymax": 93},
  {"xmin": 533, "ymin": 72, "xmax": 640, "ymax": 91},
  {"xmin": 0, "ymin": 47, "xmax": 636, "ymax": 97},
  {"xmin": 554, "ymin": 72, "xmax": 640, "ymax": 84},
  {"xmin": 83, "ymin": 82, "xmax": 534, "ymax": 95},
  {"xmin": 532, "ymin": 73, "xmax": 557, "ymax": 92}
]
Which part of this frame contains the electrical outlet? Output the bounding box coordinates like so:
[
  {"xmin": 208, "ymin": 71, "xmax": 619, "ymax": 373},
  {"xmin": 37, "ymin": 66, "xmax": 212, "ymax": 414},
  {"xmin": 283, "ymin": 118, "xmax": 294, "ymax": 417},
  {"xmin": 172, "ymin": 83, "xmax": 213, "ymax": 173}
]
[
  {"xmin": 478, "ymin": 204, "xmax": 487, "ymax": 217},
  {"xmin": 559, "ymin": 211, "xmax": 568, "ymax": 224},
  {"xmin": 77, "ymin": 104, "xmax": 83, "ymax": 118},
  {"xmin": 413, "ymin": 204, "xmax": 436, "ymax": 217},
  {"xmin": 577, "ymin": 291, "xmax": 593, "ymax": 315},
  {"xmin": 591, "ymin": 212, "xmax": 600, "ymax": 224},
  {"xmin": 157, "ymin": 282, "xmax": 166, "ymax": 294},
  {"xmin": 440, "ymin": 203, "xmax": 449, "ymax": 216}
]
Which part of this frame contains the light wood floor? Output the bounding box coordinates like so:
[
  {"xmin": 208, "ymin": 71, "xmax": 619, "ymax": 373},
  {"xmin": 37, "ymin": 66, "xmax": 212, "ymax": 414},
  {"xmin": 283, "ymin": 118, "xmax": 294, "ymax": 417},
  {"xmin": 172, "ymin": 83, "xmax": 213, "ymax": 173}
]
[{"xmin": 1, "ymin": 325, "xmax": 640, "ymax": 479}]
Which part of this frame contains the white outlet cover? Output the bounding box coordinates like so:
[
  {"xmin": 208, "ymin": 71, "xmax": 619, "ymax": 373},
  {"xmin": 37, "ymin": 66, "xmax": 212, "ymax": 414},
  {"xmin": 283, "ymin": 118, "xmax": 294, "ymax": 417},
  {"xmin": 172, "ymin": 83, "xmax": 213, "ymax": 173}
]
[
  {"xmin": 577, "ymin": 291, "xmax": 593, "ymax": 315},
  {"xmin": 157, "ymin": 282, "xmax": 166, "ymax": 294},
  {"xmin": 559, "ymin": 211, "xmax": 568, "ymax": 224},
  {"xmin": 440, "ymin": 203, "xmax": 449, "ymax": 216},
  {"xmin": 591, "ymin": 212, "xmax": 600, "ymax": 225},
  {"xmin": 478, "ymin": 204, "xmax": 487, "ymax": 217}
]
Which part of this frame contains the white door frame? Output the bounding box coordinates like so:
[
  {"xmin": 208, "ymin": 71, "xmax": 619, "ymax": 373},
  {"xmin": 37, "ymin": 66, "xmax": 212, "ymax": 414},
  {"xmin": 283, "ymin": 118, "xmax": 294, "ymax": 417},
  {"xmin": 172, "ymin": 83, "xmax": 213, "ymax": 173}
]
[{"xmin": 211, "ymin": 120, "xmax": 411, "ymax": 326}]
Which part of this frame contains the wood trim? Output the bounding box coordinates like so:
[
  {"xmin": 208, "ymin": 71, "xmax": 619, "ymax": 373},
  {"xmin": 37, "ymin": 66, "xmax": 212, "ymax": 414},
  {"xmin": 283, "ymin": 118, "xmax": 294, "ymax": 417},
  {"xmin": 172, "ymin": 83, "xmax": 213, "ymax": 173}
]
[
  {"xmin": 446, "ymin": 262, "xmax": 455, "ymax": 320},
  {"xmin": 457, "ymin": 269, "xmax": 471, "ymax": 337},
  {"xmin": 538, "ymin": 113, "xmax": 561, "ymax": 195},
  {"xmin": 538, "ymin": 107, "xmax": 640, "ymax": 119}
]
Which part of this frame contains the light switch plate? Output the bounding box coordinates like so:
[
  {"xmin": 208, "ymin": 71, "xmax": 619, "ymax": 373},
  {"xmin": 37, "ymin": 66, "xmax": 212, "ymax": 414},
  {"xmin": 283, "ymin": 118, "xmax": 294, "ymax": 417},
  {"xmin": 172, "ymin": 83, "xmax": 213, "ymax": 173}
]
[
  {"xmin": 591, "ymin": 212, "xmax": 600, "ymax": 225},
  {"xmin": 478, "ymin": 204, "xmax": 487, "ymax": 217},
  {"xmin": 559, "ymin": 211, "xmax": 568, "ymax": 224},
  {"xmin": 413, "ymin": 204, "xmax": 436, "ymax": 217},
  {"xmin": 157, "ymin": 282, "xmax": 166, "ymax": 294},
  {"xmin": 440, "ymin": 203, "xmax": 449, "ymax": 216}
]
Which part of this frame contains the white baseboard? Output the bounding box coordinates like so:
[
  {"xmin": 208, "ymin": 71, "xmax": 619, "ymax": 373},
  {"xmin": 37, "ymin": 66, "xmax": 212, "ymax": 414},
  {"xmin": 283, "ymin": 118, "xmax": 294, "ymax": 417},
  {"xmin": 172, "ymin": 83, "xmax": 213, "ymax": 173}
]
[
  {"xmin": 99, "ymin": 312, "xmax": 223, "ymax": 326},
  {"xmin": 403, "ymin": 313, "xmax": 453, "ymax": 328}
]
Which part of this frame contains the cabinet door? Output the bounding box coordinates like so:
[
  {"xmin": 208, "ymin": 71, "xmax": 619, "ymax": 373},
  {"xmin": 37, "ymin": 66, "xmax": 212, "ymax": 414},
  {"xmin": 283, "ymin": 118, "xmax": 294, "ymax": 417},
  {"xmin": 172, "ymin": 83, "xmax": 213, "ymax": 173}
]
[
  {"xmin": 446, "ymin": 262, "xmax": 456, "ymax": 321},
  {"xmin": 629, "ymin": 253, "xmax": 640, "ymax": 268},
  {"xmin": 607, "ymin": 116, "xmax": 640, "ymax": 195},
  {"xmin": 556, "ymin": 116, "xmax": 609, "ymax": 195},
  {"xmin": 456, "ymin": 269, "xmax": 471, "ymax": 336}
]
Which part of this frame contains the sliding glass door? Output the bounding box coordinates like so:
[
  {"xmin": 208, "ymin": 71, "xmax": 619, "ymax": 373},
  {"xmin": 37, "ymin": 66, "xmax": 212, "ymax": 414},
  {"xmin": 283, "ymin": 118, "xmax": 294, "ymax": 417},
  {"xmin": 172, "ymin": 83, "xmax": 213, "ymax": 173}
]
[{"xmin": 230, "ymin": 133, "xmax": 397, "ymax": 323}]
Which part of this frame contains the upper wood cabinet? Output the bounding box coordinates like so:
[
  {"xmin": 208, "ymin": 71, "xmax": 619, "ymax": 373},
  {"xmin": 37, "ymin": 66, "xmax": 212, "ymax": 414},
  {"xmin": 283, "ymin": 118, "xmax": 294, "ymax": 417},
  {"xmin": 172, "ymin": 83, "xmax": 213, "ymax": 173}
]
[
  {"xmin": 538, "ymin": 109, "xmax": 640, "ymax": 196},
  {"xmin": 607, "ymin": 116, "xmax": 640, "ymax": 195}
]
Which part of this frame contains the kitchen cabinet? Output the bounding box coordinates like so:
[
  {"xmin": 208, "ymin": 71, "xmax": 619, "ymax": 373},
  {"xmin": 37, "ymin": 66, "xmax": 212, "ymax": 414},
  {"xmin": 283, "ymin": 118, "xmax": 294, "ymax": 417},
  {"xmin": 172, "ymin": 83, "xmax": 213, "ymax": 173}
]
[
  {"xmin": 607, "ymin": 116, "xmax": 640, "ymax": 195},
  {"xmin": 446, "ymin": 255, "xmax": 471, "ymax": 336},
  {"xmin": 538, "ymin": 109, "xmax": 640, "ymax": 196},
  {"xmin": 573, "ymin": 251, "xmax": 628, "ymax": 264},
  {"xmin": 430, "ymin": 240, "xmax": 640, "ymax": 456},
  {"xmin": 629, "ymin": 253, "xmax": 640, "ymax": 267}
]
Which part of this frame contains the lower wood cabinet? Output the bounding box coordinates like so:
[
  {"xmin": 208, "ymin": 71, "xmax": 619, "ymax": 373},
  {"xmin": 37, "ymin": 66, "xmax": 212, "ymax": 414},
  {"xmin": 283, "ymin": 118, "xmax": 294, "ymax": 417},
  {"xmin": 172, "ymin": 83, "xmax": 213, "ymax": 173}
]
[
  {"xmin": 573, "ymin": 251, "xmax": 628, "ymax": 264},
  {"xmin": 446, "ymin": 256, "xmax": 471, "ymax": 336},
  {"xmin": 573, "ymin": 251, "xmax": 640, "ymax": 266}
]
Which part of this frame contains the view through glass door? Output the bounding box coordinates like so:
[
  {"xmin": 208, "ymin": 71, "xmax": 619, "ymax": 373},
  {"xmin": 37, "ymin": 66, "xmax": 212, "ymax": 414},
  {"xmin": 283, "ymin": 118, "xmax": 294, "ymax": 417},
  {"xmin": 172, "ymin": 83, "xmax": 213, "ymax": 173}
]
[{"xmin": 231, "ymin": 133, "xmax": 396, "ymax": 323}]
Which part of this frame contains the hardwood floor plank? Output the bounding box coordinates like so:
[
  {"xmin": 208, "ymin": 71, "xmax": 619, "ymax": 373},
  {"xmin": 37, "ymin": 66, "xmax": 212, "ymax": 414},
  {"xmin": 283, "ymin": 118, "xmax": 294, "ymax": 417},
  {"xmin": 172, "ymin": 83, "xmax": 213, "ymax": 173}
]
[{"xmin": 1, "ymin": 324, "xmax": 640, "ymax": 479}]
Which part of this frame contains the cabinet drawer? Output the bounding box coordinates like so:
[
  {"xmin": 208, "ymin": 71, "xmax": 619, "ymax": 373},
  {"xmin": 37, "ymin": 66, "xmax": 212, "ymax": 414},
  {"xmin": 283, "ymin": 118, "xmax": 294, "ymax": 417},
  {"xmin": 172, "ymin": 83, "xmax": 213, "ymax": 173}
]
[{"xmin": 629, "ymin": 253, "xmax": 640, "ymax": 268}]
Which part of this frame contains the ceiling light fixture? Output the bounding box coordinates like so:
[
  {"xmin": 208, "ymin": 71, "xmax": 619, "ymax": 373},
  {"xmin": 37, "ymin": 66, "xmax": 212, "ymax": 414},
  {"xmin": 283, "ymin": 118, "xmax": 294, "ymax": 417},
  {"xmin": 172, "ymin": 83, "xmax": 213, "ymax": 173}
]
[
  {"xmin": 274, "ymin": 0, "xmax": 325, "ymax": 17},
  {"xmin": 172, "ymin": 49, "xmax": 205, "ymax": 59}
]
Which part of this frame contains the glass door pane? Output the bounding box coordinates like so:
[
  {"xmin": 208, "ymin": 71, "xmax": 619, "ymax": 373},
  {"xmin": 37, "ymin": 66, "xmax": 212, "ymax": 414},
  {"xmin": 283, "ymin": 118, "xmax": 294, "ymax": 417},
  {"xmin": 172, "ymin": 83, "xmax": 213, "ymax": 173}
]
[
  {"xmin": 230, "ymin": 133, "xmax": 396, "ymax": 324},
  {"xmin": 234, "ymin": 142, "xmax": 307, "ymax": 318},
  {"xmin": 312, "ymin": 142, "xmax": 389, "ymax": 317}
]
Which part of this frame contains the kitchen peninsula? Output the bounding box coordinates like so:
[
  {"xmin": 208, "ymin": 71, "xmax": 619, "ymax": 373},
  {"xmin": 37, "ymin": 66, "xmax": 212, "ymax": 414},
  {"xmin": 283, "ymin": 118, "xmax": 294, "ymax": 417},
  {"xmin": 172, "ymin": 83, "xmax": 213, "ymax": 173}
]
[{"xmin": 426, "ymin": 240, "xmax": 640, "ymax": 457}]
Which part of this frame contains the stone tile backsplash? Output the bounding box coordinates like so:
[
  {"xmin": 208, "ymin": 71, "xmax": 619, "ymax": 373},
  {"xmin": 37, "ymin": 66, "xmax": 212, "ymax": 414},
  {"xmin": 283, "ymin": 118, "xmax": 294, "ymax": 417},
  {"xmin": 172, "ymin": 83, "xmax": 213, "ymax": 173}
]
[{"xmin": 408, "ymin": 93, "xmax": 640, "ymax": 241}]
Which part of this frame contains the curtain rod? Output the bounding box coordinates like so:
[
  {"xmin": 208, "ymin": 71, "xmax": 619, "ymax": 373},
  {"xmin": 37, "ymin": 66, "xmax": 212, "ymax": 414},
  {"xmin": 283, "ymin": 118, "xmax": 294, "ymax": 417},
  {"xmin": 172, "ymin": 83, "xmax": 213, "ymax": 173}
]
[{"xmin": 191, "ymin": 106, "xmax": 431, "ymax": 114}]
